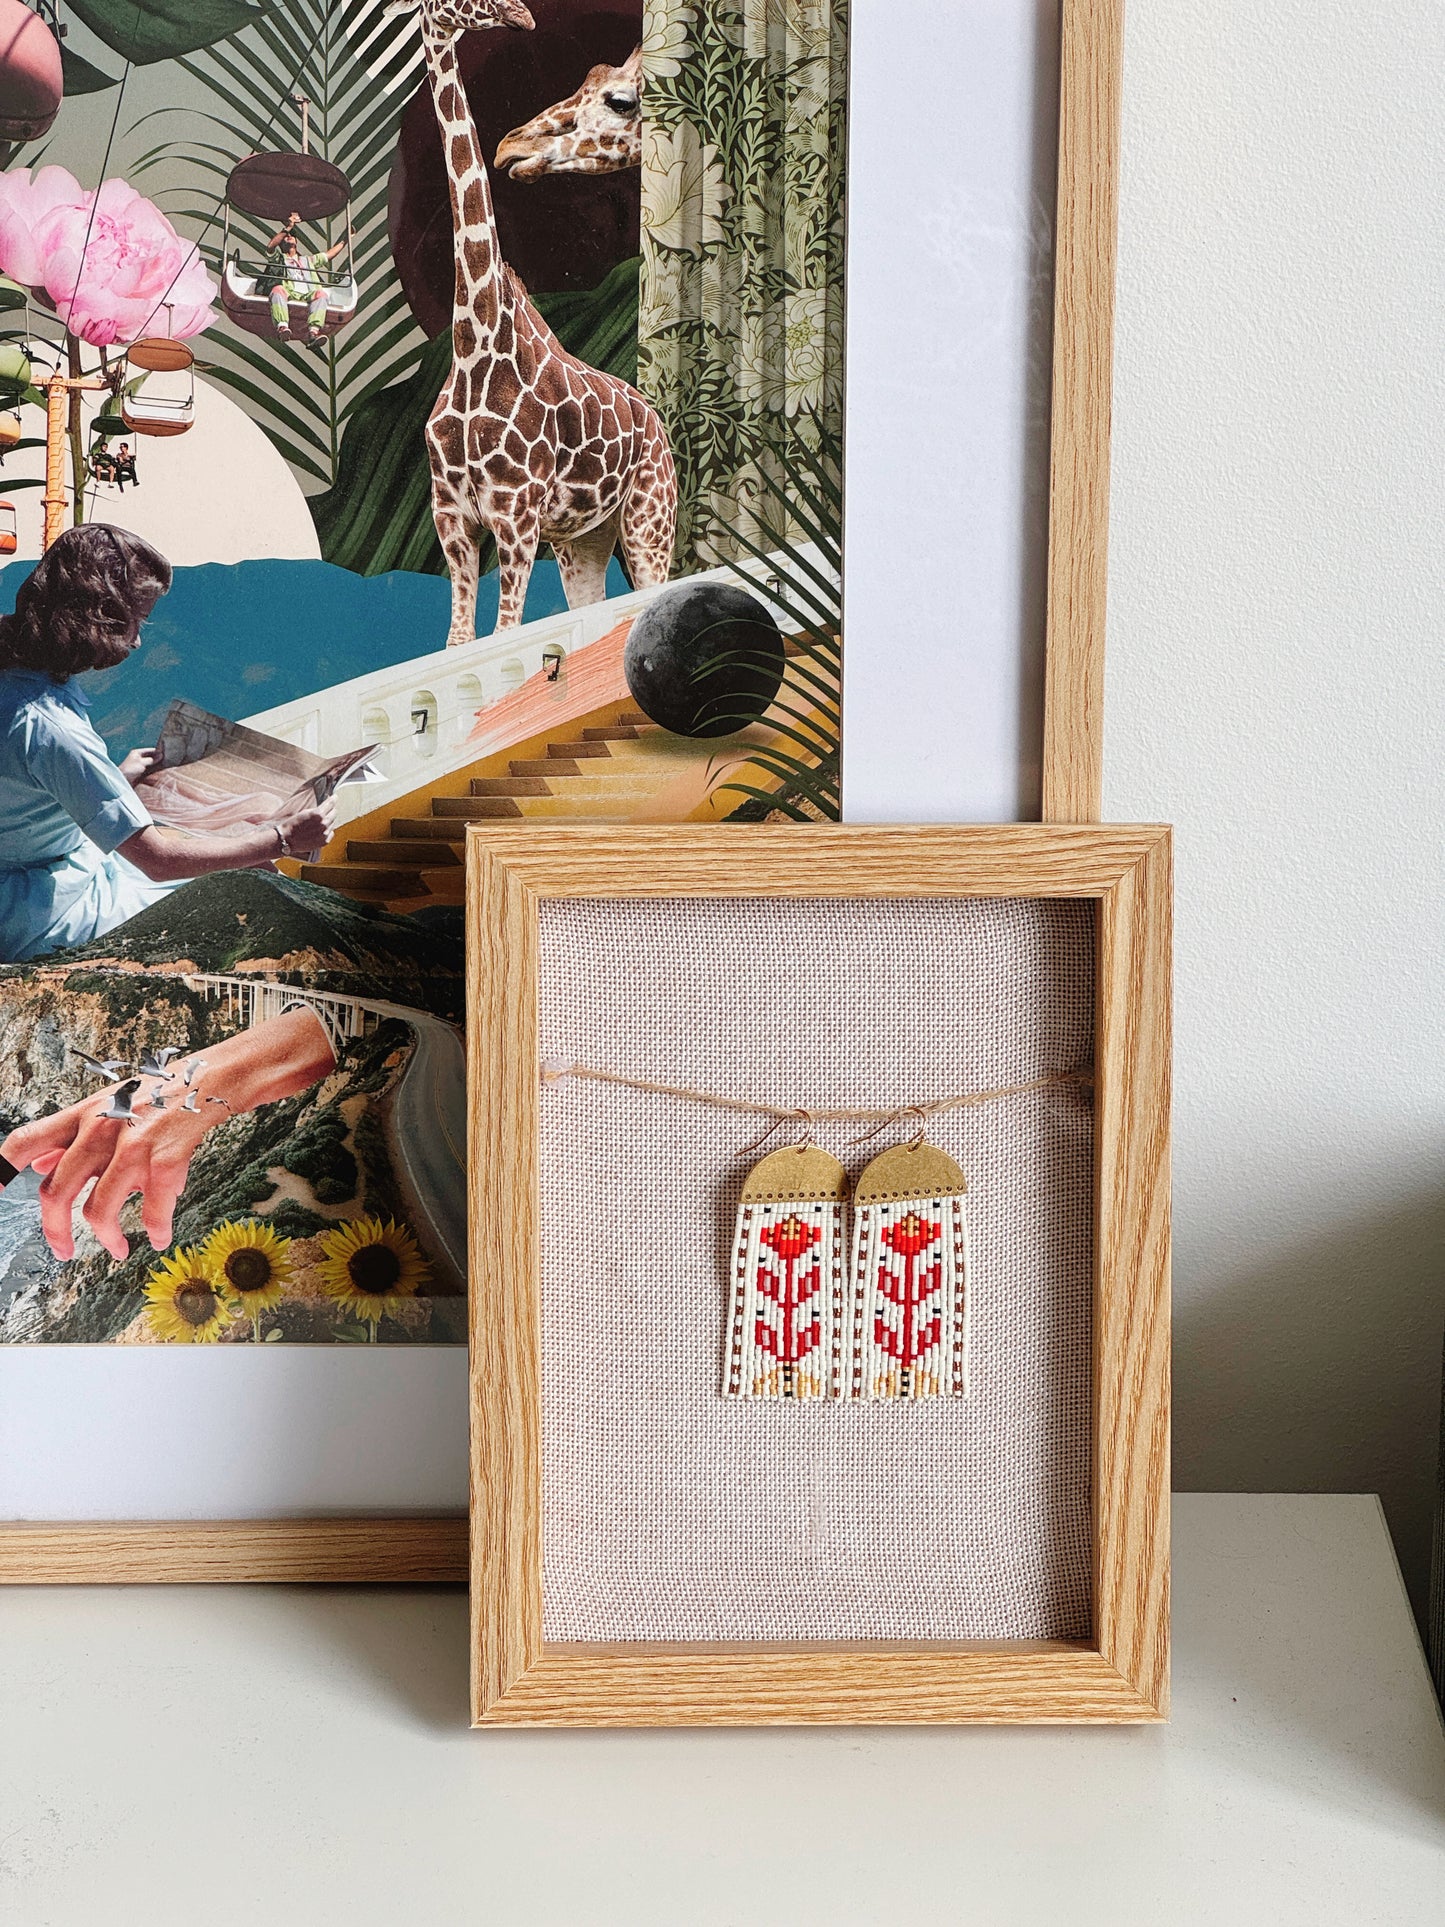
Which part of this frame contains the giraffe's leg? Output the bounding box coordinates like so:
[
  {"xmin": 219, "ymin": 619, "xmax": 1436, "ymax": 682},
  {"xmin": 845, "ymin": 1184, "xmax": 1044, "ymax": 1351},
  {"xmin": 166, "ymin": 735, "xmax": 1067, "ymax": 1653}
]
[
  {"xmin": 618, "ymin": 430, "xmax": 678, "ymax": 591},
  {"xmin": 552, "ymin": 514, "xmax": 620, "ymax": 611},
  {"xmin": 494, "ymin": 496, "xmax": 543, "ymax": 631},
  {"xmin": 433, "ymin": 497, "xmax": 482, "ymax": 648},
  {"xmin": 425, "ymin": 400, "xmax": 481, "ymax": 649}
]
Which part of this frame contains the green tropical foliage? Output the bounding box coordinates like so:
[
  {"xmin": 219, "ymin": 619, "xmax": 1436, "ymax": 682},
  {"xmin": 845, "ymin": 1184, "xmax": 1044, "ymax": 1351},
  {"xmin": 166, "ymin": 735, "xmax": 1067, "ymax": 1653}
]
[
  {"xmin": 310, "ymin": 255, "xmax": 641, "ymax": 576},
  {"xmin": 58, "ymin": 46, "xmax": 125, "ymax": 95},
  {"xmin": 720, "ymin": 418, "xmax": 840, "ymax": 822},
  {"xmin": 132, "ymin": 0, "xmax": 427, "ymax": 497},
  {"xmin": 71, "ymin": 0, "xmax": 279, "ymax": 68},
  {"xmin": 53, "ymin": 0, "xmax": 282, "ymax": 95}
]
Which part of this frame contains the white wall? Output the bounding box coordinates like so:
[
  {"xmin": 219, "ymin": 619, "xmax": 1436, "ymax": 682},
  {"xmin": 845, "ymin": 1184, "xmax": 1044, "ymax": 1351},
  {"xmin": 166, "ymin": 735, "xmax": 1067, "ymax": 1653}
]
[{"xmin": 1105, "ymin": 0, "xmax": 1445, "ymax": 1610}]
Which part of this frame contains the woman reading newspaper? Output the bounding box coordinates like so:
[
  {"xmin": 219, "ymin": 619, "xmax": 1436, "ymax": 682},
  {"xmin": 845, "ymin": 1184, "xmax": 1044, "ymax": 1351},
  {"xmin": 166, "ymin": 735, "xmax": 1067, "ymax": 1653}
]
[{"xmin": 0, "ymin": 526, "xmax": 336, "ymax": 965}]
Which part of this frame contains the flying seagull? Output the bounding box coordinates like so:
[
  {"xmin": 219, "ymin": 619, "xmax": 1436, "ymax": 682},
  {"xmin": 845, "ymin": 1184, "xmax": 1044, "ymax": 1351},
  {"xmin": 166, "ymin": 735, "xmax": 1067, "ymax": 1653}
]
[
  {"xmin": 97, "ymin": 1078, "xmax": 142, "ymax": 1123},
  {"xmin": 183, "ymin": 1059, "xmax": 207, "ymax": 1088},
  {"xmin": 72, "ymin": 1049, "xmax": 129, "ymax": 1083},
  {"xmin": 137, "ymin": 1047, "xmax": 182, "ymax": 1078},
  {"xmin": 147, "ymin": 1086, "xmax": 169, "ymax": 1109},
  {"xmin": 181, "ymin": 1089, "xmax": 201, "ymax": 1113}
]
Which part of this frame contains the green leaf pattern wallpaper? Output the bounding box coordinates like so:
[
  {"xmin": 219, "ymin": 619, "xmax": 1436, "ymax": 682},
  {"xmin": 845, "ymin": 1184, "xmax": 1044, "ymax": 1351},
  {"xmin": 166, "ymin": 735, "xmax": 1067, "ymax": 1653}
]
[{"xmin": 639, "ymin": 0, "xmax": 847, "ymax": 568}]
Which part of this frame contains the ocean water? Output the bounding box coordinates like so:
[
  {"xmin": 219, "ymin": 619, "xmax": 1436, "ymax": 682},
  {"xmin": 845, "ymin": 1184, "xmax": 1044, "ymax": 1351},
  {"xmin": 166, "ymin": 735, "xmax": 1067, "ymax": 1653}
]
[{"xmin": 0, "ymin": 555, "xmax": 628, "ymax": 758}]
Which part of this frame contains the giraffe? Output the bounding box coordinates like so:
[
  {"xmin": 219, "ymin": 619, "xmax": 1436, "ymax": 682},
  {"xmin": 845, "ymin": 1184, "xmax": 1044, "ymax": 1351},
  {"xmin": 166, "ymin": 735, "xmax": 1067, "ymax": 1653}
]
[
  {"xmin": 494, "ymin": 45, "xmax": 642, "ymax": 180},
  {"xmin": 394, "ymin": 0, "xmax": 675, "ymax": 644}
]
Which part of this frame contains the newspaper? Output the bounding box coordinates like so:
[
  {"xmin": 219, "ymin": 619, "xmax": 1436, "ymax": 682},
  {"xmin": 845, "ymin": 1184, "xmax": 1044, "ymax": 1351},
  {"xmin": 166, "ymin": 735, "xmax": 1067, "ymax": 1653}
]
[{"xmin": 134, "ymin": 700, "xmax": 380, "ymax": 863}]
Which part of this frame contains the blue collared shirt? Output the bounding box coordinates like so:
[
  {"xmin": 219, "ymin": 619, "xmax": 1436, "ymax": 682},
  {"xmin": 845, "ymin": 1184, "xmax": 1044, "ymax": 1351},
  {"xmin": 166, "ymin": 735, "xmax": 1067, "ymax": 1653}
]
[{"xmin": 0, "ymin": 668, "xmax": 163, "ymax": 963}]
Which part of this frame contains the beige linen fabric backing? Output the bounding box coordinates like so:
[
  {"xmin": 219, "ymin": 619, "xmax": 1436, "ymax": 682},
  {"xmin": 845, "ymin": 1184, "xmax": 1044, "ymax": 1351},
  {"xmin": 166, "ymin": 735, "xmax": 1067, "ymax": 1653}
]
[{"xmin": 537, "ymin": 897, "xmax": 1094, "ymax": 1642}]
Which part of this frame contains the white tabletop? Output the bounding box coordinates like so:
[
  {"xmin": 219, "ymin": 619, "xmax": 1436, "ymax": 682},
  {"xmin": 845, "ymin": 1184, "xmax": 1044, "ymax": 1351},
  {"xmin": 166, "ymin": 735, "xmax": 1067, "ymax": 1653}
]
[{"xmin": 1, "ymin": 1494, "xmax": 1441, "ymax": 1924}]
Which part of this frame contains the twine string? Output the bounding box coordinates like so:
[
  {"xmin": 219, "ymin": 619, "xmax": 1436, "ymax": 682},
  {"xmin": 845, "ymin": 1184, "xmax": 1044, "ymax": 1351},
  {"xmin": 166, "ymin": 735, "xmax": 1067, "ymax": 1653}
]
[{"xmin": 539, "ymin": 1060, "xmax": 1092, "ymax": 1143}]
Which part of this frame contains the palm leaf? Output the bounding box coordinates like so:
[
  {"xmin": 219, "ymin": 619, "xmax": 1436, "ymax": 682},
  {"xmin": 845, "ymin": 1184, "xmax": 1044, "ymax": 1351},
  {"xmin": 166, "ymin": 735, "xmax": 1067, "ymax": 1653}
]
[{"xmin": 716, "ymin": 428, "xmax": 843, "ymax": 822}]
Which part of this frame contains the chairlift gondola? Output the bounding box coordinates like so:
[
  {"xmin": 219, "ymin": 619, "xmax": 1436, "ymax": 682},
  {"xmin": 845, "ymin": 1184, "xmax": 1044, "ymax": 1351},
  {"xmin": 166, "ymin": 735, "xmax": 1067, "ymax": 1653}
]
[
  {"xmin": 83, "ymin": 390, "xmax": 131, "ymax": 487},
  {"xmin": 121, "ymin": 334, "xmax": 194, "ymax": 437},
  {"xmin": 0, "ymin": 499, "xmax": 17, "ymax": 555},
  {"xmin": 220, "ymin": 96, "xmax": 358, "ymax": 345},
  {"xmin": 0, "ymin": 0, "xmax": 63, "ymax": 144},
  {"xmin": 0, "ymin": 410, "xmax": 20, "ymax": 452},
  {"xmin": 0, "ymin": 338, "xmax": 30, "ymax": 400}
]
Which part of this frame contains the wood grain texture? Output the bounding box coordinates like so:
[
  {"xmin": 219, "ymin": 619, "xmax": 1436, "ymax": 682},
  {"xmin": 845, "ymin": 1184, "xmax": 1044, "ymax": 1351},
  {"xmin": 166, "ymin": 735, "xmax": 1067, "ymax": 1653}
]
[
  {"xmin": 466, "ymin": 824, "xmax": 1171, "ymax": 1725},
  {"xmin": 460, "ymin": 822, "xmax": 1165, "ymax": 901},
  {"xmin": 1041, "ymin": 0, "xmax": 1124, "ymax": 824},
  {"xmin": 469, "ymin": 849, "xmax": 544, "ymax": 1714},
  {"xmin": 1092, "ymin": 832, "xmax": 1172, "ymax": 1713},
  {"xmin": 477, "ymin": 1643, "xmax": 1157, "ymax": 1728},
  {"xmin": 0, "ymin": 1516, "xmax": 468, "ymax": 1585}
]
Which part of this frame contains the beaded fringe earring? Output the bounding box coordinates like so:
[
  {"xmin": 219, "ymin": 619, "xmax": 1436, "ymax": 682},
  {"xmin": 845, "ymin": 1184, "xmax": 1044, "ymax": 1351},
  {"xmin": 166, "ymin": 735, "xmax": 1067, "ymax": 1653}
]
[
  {"xmin": 842, "ymin": 1135, "xmax": 970, "ymax": 1401},
  {"xmin": 722, "ymin": 1140, "xmax": 848, "ymax": 1400}
]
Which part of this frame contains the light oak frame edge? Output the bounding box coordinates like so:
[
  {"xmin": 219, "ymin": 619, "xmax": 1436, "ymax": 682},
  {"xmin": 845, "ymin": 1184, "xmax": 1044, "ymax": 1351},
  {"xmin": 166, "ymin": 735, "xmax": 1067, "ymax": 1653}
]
[
  {"xmin": 467, "ymin": 824, "xmax": 1171, "ymax": 1726},
  {"xmin": 0, "ymin": 1516, "xmax": 467, "ymax": 1585},
  {"xmin": 1040, "ymin": 0, "xmax": 1124, "ymax": 824}
]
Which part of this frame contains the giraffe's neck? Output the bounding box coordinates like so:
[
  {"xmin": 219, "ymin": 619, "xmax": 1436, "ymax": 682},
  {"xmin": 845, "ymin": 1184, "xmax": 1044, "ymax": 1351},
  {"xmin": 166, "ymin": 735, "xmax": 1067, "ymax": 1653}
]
[{"xmin": 423, "ymin": 21, "xmax": 505, "ymax": 340}]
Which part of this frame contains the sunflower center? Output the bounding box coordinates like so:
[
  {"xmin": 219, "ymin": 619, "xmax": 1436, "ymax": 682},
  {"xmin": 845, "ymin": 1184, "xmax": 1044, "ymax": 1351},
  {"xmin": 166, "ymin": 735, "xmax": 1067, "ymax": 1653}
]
[
  {"xmin": 176, "ymin": 1281, "xmax": 218, "ymax": 1326},
  {"xmin": 348, "ymin": 1245, "xmax": 401, "ymax": 1295},
  {"xmin": 225, "ymin": 1248, "xmax": 272, "ymax": 1294}
]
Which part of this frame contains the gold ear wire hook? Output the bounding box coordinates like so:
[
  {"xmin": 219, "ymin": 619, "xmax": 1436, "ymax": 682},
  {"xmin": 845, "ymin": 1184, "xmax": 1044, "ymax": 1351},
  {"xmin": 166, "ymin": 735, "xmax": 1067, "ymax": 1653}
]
[
  {"xmin": 848, "ymin": 1102, "xmax": 931, "ymax": 1149},
  {"xmin": 740, "ymin": 1107, "xmax": 812, "ymax": 1156}
]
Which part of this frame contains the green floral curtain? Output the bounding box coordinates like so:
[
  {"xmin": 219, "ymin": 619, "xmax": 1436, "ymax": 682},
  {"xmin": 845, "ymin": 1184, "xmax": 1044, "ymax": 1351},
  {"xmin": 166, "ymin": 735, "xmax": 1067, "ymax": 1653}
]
[{"xmin": 639, "ymin": 0, "xmax": 848, "ymax": 571}]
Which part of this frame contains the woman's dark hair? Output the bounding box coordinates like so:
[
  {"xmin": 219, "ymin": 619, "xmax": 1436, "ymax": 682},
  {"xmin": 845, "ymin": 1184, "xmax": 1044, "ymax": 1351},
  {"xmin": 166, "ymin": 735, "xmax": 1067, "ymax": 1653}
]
[{"xmin": 0, "ymin": 524, "xmax": 172, "ymax": 683}]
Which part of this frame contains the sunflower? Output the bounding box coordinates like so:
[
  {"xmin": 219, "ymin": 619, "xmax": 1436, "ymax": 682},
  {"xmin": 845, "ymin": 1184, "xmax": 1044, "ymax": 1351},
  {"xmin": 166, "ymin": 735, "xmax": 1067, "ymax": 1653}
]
[
  {"xmin": 316, "ymin": 1217, "xmax": 430, "ymax": 1332},
  {"xmin": 143, "ymin": 1247, "xmax": 235, "ymax": 1345},
  {"xmin": 200, "ymin": 1219, "xmax": 293, "ymax": 1320}
]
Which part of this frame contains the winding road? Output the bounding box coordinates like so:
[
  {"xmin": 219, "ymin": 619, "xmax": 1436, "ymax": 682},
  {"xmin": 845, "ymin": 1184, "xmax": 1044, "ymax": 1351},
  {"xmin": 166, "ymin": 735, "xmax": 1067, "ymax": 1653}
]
[{"xmin": 359, "ymin": 999, "xmax": 467, "ymax": 1295}]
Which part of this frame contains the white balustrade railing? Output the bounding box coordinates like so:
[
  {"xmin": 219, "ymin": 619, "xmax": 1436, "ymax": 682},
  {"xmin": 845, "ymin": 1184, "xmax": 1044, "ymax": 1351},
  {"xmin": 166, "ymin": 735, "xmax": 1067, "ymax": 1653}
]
[{"xmin": 238, "ymin": 554, "xmax": 814, "ymax": 827}]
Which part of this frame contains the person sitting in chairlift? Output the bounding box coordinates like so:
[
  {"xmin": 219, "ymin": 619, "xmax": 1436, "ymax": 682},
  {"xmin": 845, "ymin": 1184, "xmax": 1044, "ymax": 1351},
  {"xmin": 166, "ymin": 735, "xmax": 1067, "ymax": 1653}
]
[
  {"xmin": 91, "ymin": 445, "xmax": 115, "ymax": 487},
  {"xmin": 264, "ymin": 212, "xmax": 347, "ymax": 349},
  {"xmin": 111, "ymin": 442, "xmax": 137, "ymax": 492}
]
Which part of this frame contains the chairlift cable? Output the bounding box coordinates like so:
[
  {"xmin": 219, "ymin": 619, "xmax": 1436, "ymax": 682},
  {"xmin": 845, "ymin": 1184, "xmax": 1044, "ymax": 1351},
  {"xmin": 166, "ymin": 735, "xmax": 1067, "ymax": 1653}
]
[
  {"xmin": 135, "ymin": 2, "xmax": 334, "ymax": 341},
  {"xmin": 62, "ymin": 3, "xmax": 140, "ymax": 338}
]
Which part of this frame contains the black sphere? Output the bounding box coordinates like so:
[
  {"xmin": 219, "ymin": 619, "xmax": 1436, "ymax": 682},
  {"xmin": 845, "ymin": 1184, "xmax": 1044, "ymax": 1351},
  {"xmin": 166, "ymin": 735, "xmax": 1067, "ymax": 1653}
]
[{"xmin": 623, "ymin": 581, "xmax": 785, "ymax": 739}]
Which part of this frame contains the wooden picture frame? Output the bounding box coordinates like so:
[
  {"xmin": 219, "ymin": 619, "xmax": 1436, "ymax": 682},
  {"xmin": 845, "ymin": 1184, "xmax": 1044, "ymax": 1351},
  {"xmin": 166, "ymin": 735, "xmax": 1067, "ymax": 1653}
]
[
  {"xmin": 1042, "ymin": 0, "xmax": 1123, "ymax": 825},
  {"xmin": 0, "ymin": 0, "xmax": 1121, "ymax": 1588},
  {"xmin": 467, "ymin": 823, "xmax": 1169, "ymax": 1725}
]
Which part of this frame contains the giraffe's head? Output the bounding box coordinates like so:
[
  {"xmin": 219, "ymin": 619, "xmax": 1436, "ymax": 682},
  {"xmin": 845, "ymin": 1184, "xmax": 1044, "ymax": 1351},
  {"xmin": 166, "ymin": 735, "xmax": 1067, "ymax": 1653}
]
[
  {"xmin": 495, "ymin": 45, "xmax": 641, "ymax": 180},
  {"xmin": 386, "ymin": 0, "xmax": 535, "ymax": 40}
]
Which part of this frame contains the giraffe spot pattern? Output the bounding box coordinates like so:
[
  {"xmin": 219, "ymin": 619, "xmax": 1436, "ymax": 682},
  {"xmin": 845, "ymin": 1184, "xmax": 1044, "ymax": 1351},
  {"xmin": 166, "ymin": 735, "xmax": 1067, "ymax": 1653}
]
[
  {"xmin": 486, "ymin": 361, "xmax": 521, "ymax": 412},
  {"xmin": 462, "ymin": 235, "xmax": 492, "ymax": 282}
]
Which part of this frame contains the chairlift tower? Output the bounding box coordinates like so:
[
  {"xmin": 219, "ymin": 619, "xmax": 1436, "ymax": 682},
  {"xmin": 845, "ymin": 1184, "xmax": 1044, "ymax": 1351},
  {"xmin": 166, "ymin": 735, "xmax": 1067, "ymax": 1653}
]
[{"xmin": 41, "ymin": 365, "xmax": 108, "ymax": 551}]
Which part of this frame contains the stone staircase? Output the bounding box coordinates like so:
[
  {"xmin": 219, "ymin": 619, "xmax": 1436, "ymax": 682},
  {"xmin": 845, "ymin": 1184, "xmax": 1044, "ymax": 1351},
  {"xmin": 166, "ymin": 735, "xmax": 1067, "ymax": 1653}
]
[{"xmin": 298, "ymin": 703, "xmax": 669, "ymax": 908}]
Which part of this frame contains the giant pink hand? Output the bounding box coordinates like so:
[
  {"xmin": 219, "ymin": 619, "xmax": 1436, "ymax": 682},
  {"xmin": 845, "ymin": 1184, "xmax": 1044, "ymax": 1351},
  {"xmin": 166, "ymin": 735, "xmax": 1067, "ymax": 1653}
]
[{"xmin": 0, "ymin": 1007, "xmax": 337, "ymax": 1262}]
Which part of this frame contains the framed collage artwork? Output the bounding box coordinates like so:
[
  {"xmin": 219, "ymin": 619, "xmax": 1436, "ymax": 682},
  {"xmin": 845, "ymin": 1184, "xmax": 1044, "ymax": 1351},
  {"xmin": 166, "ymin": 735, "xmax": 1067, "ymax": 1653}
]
[{"xmin": 0, "ymin": 0, "xmax": 1123, "ymax": 1583}]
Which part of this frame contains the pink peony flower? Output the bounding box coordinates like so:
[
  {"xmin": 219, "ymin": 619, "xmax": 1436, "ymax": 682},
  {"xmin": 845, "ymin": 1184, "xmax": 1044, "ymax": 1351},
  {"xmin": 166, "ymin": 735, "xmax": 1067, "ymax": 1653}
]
[
  {"xmin": 0, "ymin": 166, "xmax": 216, "ymax": 346},
  {"xmin": 0, "ymin": 164, "xmax": 87, "ymax": 291}
]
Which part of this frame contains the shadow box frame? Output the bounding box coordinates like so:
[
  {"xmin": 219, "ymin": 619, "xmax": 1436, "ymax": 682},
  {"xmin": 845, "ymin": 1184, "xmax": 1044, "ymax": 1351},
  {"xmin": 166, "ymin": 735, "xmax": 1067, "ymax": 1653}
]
[
  {"xmin": 467, "ymin": 822, "xmax": 1170, "ymax": 1726},
  {"xmin": 0, "ymin": 0, "xmax": 1123, "ymax": 1588}
]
